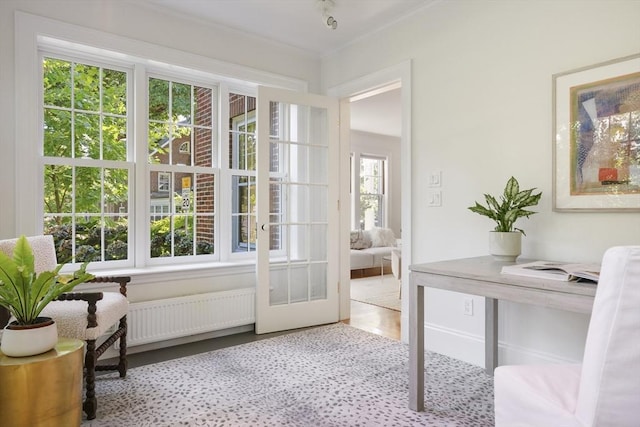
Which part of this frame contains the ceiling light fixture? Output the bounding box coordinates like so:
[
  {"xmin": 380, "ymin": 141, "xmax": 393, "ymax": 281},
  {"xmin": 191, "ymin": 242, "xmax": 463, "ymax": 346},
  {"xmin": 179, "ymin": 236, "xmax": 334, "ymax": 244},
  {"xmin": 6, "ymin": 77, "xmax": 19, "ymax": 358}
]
[{"xmin": 316, "ymin": 0, "xmax": 338, "ymax": 30}]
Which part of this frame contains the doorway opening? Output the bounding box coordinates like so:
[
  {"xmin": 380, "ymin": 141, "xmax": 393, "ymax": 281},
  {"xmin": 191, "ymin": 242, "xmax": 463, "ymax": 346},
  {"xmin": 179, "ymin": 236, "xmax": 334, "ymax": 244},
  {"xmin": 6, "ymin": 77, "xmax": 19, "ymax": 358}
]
[{"xmin": 345, "ymin": 82, "xmax": 402, "ymax": 341}]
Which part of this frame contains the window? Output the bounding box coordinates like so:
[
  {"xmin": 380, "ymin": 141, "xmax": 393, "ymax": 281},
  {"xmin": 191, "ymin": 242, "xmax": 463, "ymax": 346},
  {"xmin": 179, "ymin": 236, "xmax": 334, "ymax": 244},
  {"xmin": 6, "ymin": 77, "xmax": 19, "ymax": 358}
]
[
  {"xmin": 359, "ymin": 156, "xmax": 386, "ymax": 230},
  {"xmin": 42, "ymin": 55, "xmax": 219, "ymax": 264},
  {"xmin": 19, "ymin": 16, "xmax": 308, "ymax": 271},
  {"xmin": 147, "ymin": 76, "xmax": 216, "ymax": 258},
  {"xmin": 157, "ymin": 172, "xmax": 170, "ymax": 192},
  {"xmin": 42, "ymin": 57, "xmax": 130, "ymax": 263},
  {"xmin": 229, "ymin": 93, "xmax": 257, "ymax": 253}
]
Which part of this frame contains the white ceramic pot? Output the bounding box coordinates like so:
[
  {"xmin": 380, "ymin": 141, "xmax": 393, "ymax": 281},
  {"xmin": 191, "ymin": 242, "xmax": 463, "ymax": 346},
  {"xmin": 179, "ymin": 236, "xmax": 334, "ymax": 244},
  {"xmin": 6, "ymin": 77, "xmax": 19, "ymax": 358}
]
[
  {"xmin": 489, "ymin": 231, "xmax": 521, "ymax": 262},
  {"xmin": 1, "ymin": 317, "xmax": 58, "ymax": 357}
]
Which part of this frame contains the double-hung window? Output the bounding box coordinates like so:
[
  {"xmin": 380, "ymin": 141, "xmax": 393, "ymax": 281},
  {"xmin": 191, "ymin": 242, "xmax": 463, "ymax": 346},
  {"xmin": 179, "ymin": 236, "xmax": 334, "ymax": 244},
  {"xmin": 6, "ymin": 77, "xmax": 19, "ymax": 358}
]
[
  {"xmin": 358, "ymin": 155, "xmax": 386, "ymax": 230},
  {"xmin": 147, "ymin": 76, "xmax": 217, "ymax": 259},
  {"xmin": 41, "ymin": 51, "xmax": 220, "ymax": 267},
  {"xmin": 42, "ymin": 57, "xmax": 131, "ymax": 264},
  {"xmin": 228, "ymin": 93, "xmax": 257, "ymax": 254}
]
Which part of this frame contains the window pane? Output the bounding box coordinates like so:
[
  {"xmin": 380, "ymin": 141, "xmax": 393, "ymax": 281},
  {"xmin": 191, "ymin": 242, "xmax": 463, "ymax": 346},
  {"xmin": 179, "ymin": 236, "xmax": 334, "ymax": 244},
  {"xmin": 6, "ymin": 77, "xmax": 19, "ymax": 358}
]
[
  {"xmin": 44, "ymin": 165, "xmax": 72, "ymax": 213},
  {"xmin": 149, "ymin": 78, "xmax": 169, "ymax": 121},
  {"xmin": 74, "ymin": 63, "xmax": 100, "ymax": 111},
  {"xmin": 102, "ymin": 69, "xmax": 127, "ymax": 115},
  {"xmin": 149, "ymin": 122, "xmax": 170, "ymax": 164},
  {"xmin": 229, "ymin": 93, "xmax": 256, "ymax": 171},
  {"xmin": 104, "ymin": 168, "xmax": 129, "ymax": 213},
  {"xmin": 75, "ymin": 166, "xmax": 102, "ymax": 214},
  {"xmin": 103, "ymin": 116, "xmax": 127, "ymax": 161},
  {"xmin": 359, "ymin": 157, "xmax": 386, "ymax": 229},
  {"xmin": 173, "ymin": 126, "xmax": 192, "ymax": 166},
  {"xmin": 43, "ymin": 58, "xmax": 71, "ymax": 108},
  {"xmin": 231, "ymin": 174, "xmax": 256, "ymax": 253},
  {"xmin": 195, "ymin": 215, "xmax": 214, "ymax": 255},
  {"xmin": 74, "ymin": 112, "xmax": 100, "ymax": 159},
  {"xmin": 194, "ymin": 86, "xmax": 212, "ymax": 127},
  {"xmin": 44, "ymin": 109, "xmax": 71, "ymax": 157},
  {"xmin": 172, "ymin": 82, "xmax": 191, "ymax": 124}
]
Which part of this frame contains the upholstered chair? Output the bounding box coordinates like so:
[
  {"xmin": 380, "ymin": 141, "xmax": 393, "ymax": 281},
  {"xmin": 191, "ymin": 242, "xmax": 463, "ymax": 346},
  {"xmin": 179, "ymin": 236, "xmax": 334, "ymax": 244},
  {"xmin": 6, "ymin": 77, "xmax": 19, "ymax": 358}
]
[
  {"xmin": 0, "ymin": 235, "xmax": 130, "ymax": 420},
  {"xmin": 494, "ymin": 246, "xmax": 640, "ymax": 426}
]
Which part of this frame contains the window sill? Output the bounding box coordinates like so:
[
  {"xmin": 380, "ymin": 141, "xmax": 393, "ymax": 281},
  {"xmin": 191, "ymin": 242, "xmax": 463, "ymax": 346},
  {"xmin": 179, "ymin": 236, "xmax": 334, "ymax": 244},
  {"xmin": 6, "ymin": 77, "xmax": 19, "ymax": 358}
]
[{"xmin": 75, "ymin": 260, "xmax": 256, "ymax": 289}]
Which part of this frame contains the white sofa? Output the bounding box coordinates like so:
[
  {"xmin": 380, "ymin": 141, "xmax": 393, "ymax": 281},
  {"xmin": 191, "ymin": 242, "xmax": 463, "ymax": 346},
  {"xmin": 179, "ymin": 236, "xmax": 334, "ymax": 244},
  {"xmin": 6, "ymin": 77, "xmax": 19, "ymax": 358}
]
[{"xmin": 350, "ymin": 228, "xmax": 399, "ymax": 276}]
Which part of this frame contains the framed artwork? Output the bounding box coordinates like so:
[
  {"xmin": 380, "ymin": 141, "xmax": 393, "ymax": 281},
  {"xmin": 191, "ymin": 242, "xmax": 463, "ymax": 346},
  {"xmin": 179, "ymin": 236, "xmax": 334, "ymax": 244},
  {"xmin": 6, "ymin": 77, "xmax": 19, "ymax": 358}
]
[{"xmin": 553, "ymin": 54, "xmax": 640, "ymax": 211}]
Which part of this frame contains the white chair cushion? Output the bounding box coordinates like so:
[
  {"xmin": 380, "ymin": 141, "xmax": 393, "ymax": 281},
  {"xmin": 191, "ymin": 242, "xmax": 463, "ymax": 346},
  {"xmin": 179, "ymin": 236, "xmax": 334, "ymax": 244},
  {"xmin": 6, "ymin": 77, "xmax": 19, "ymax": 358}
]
[
  {"xmin": 41, "ymin": 292, "xmax": 128, "ymax": 340},
  {"xmin": 575, "ymin": 246, "xmax": 640, "ymax": 426},
  {"xmin": 494, "ymin": 363, "xmax": 582, "ymax": 427}
]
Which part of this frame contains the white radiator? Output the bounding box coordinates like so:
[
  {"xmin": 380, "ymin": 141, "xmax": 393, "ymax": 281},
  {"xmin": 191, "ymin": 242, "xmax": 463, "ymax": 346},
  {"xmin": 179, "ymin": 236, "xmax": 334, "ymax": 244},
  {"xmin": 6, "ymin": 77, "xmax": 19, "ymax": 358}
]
[{"xmin": 126, "ymin": 288, "xmax": 255, "ymax": 347}]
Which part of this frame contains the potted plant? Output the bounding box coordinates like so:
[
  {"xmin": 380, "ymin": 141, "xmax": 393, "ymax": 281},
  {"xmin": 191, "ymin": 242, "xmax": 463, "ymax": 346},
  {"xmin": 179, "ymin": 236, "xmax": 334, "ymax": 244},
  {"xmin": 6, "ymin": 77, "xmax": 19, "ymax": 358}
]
[
  {"xmin": 0, "ymin": 235, "xmax": 94, "ymax": 356},
  {"xmin": 468, "ymin": 176, "xmax": 542, "ymax": 261}
]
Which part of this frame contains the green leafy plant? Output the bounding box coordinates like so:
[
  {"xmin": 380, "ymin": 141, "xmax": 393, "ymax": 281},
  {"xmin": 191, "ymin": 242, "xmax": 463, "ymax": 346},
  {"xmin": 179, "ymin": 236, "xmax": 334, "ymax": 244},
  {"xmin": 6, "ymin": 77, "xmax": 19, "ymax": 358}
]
[
  {"xmin": 0, "ymin": 236, "xmax": 94, "ymax": 325},
  {"xmin": 468, "ymin": 176, "xmax": 542, "ymax": 235}
]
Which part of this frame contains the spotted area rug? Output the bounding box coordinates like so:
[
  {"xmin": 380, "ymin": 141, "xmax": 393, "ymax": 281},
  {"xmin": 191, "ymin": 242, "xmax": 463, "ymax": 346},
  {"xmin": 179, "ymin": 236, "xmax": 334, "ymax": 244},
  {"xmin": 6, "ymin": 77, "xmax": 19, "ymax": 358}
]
[{"xmin": 82, "ymin": 323, "xmax": 493, "ymax": 426}]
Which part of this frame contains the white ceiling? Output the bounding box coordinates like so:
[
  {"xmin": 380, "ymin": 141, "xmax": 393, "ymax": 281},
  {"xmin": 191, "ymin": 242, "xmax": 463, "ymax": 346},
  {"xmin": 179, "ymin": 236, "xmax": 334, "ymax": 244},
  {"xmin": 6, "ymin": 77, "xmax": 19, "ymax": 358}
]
[
  {"xmin": 145, "ymin": 0, "xmax": 417, "ymax": 137},
  {"xmin": 146, "ymin": 0, "xmax": 435, "ymax": 57}
]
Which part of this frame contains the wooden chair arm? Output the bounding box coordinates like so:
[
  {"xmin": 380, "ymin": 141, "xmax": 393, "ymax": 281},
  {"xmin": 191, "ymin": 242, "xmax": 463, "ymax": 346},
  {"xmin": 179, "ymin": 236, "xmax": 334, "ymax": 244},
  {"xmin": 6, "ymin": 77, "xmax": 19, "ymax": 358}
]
[{"xmin": 89, "ymin": 275, "xmax": 131, "ymax": 297}]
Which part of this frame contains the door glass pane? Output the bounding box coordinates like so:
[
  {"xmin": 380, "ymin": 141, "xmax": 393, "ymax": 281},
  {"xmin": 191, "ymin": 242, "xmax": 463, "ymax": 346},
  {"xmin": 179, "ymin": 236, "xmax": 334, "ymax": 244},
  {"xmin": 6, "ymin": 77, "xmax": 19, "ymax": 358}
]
[
  {"xmin": 309, "ymin": 263, "xmax": 327, "ymax": 301},
  {"xmin": 309, "ymin": 224, "xmax": 327, "ymax": 262},
  {"xmin": 290, "ymin": 264, "xmax": 309, "ymax": 303},
  {"xmin": 269, "ymin": 266, "xmax": 288, "ymax": 306},
  {"xmin": 267, "ymin": 100, "xmax": 329, "ymax": 307}
]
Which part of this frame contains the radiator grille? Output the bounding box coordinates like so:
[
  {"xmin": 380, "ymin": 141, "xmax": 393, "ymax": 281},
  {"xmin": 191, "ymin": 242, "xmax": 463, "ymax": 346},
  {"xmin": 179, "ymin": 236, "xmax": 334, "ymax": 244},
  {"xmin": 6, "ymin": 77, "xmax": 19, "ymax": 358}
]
[{"xmin": 126, "ymin": 288, "xmax": 255, "ymax": 347}]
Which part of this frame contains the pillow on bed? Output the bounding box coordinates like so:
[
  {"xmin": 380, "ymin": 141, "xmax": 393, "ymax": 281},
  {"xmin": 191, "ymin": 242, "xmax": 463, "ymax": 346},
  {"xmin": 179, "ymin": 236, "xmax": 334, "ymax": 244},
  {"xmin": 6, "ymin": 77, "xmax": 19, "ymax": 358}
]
[
  {"xmin": 369, "ymin": 227, "xmax": 396, "ymax": 247},
  {"xmin": 350, "ymin": 230, "xmax": 371, "ymax": 249}
]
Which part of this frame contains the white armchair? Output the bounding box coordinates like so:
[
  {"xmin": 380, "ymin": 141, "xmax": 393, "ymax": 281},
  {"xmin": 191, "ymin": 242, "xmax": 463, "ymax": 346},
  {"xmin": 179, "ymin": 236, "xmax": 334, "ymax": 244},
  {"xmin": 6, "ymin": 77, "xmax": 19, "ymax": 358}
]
[{"xmin": 494, "ymin": 246, "xmax": 640, "ymax": 426}]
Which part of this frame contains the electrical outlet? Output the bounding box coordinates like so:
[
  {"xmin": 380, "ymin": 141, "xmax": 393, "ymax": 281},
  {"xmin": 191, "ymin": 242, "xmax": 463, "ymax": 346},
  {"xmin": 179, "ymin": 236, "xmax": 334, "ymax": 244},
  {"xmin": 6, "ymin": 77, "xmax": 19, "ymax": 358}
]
[{"xmin": 463, "ymin": 298, "xmax": 473, "ymax": 316}]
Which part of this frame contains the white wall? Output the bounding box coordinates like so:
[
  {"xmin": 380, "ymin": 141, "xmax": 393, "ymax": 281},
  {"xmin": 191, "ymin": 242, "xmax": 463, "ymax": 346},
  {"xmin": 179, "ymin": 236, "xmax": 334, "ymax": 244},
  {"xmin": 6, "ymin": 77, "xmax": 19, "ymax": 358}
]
[
  {"xmin": 350, "ymin": 130, "xmax": 402, "ymax": 238},
  {"xmin": 323, "ymin": 0, "xmax": 640, "ymax": 366}
]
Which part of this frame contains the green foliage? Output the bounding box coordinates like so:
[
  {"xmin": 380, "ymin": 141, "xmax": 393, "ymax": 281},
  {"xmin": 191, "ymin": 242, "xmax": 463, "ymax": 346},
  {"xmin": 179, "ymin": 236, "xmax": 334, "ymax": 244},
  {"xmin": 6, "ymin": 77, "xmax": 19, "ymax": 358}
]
[
  {"xmin": 43, "ymin": 57, "xmax": 129, "ymax": 221},
  {"xmin": 0, "ymin": 236, "xmax": 94, "ymax": 325},
  {"xmin": 468, "ymin": 177, "xmax": 542, "ymax": 235}
]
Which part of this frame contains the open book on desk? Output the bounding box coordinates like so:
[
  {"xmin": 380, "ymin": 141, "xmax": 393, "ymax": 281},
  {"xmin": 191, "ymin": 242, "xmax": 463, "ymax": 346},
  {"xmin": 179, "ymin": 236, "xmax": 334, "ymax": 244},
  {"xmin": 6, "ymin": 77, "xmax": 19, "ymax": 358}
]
[{"xmin": 501, "ymin": 261, "xmax": 600, "ymax": 283}]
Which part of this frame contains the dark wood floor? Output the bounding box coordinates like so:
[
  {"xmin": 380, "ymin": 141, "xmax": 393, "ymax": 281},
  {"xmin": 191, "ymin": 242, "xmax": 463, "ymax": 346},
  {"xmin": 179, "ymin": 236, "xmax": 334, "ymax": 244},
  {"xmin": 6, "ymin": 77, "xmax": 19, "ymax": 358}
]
[{"xmin": 121, "ymin": 294, "xmax": 401, "ymax": 369}]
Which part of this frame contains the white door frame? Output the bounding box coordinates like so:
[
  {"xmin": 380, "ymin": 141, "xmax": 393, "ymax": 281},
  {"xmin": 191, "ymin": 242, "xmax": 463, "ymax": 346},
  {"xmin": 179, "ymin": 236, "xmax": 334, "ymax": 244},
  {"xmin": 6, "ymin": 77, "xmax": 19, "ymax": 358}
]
[{"xmin": 327, "ymin": 60, "xmax": 413, "ymax": 343}]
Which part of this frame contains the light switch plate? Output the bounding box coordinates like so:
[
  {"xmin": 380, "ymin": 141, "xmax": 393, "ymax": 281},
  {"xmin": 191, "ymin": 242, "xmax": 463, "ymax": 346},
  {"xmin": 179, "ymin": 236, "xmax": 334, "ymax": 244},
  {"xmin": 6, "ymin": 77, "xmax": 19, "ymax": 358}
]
[
  {"xmin": 428, "ymin": 171, "xmax": 442, "ymax": 187},
  {"xmin": 427, "ymin": 190, "xmax": 442, "ymax": 207}
]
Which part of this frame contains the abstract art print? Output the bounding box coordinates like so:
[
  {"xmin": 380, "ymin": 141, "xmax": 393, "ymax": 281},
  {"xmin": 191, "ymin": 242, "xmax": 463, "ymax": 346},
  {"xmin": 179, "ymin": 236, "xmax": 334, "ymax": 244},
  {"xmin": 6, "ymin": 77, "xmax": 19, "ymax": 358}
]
[{"xmin": 553, "ymin": 54, "xmax": 640, "ymax": 211}]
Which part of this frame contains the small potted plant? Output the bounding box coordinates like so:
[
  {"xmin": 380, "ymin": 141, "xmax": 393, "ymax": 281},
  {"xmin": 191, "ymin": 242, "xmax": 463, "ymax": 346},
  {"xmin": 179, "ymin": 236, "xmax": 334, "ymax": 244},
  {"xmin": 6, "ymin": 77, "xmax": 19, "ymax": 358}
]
[
  {"xmin": 468, "ymin": 176, "xmax": 542, "ymax": 261},
  {"xmin": 0, "ymin": 235, "xmax": 94, "ymax": 356}
]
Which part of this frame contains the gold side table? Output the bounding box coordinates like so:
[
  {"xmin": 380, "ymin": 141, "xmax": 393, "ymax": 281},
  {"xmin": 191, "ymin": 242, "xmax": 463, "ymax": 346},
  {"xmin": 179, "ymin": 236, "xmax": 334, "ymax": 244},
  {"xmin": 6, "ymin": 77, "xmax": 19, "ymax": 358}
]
[{"xmin": 0, "ymin": 338, "xmax": 84, "ymax": 427}]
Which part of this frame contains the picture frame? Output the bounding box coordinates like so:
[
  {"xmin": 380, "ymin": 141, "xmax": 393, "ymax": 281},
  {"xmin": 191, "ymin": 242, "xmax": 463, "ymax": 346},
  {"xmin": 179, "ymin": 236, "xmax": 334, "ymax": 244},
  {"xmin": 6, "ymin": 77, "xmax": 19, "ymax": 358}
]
[{"xmin": 552, "ymin": 53, "xmax": 640, "ymax": 212}]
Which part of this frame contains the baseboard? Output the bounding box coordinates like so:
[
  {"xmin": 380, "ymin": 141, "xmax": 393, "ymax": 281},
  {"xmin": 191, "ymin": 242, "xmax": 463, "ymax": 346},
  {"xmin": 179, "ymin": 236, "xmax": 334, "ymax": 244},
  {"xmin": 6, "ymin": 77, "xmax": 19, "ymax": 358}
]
[
  {"xmin": 401, "ymin": 313, "xmax": 580, "ymax": 368},
  {"xmin": 100, "ymin": 324, "xmax": 255, "ymax": 360}
]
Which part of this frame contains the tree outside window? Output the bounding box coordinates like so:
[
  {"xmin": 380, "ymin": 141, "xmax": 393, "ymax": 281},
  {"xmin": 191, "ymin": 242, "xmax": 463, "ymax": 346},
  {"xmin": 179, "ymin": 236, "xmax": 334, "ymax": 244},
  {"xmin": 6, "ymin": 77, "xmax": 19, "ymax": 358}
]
[{"xmin": 42, "ymin": 57, "xmax": 129, "ymax": 263}]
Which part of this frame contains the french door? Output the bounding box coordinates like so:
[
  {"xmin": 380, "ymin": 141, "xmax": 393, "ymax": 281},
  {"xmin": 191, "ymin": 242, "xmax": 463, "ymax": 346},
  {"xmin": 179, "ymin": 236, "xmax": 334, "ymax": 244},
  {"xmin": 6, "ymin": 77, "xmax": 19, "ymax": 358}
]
[{"xmin": 255, "ymin": 86, "xmax": 340, "ymax": 334}]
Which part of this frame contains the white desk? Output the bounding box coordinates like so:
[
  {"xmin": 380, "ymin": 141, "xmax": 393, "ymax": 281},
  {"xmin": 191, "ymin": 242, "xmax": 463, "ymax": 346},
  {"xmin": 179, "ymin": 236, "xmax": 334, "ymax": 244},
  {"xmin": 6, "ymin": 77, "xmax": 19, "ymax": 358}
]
[{"xmin": 408, "ymin": 256, "xmax": 597, "ymax": 412}]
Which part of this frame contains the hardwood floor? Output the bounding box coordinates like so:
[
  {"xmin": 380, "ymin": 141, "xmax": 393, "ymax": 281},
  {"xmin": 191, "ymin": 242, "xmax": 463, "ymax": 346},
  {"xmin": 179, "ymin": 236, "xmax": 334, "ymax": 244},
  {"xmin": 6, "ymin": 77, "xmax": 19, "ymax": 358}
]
[{"xmin": 342, "ymin": 300, "xmax": 401, "ymax": 340}]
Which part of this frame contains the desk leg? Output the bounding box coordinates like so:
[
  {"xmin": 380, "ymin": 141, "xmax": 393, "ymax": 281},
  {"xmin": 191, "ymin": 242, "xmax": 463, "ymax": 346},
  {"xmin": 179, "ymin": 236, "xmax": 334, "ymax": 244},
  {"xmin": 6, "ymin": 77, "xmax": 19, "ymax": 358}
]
[
  {"xmin": 409, "ymin": 276, "xmax": 424, "ymax": 411},
  {"xmin": 485, "ymin": 297, "xmax": 498, "ymax": 375}
]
